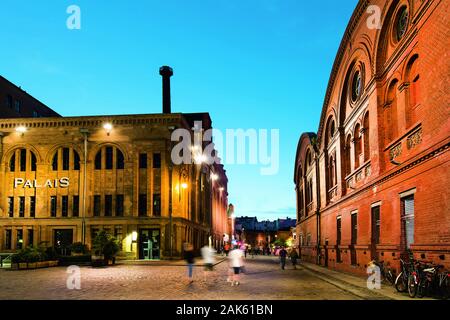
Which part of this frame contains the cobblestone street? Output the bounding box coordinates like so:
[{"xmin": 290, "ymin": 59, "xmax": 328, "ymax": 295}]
[{"xmin": 0, "ymin": 255, "xmax": 404, "ymax": 300}]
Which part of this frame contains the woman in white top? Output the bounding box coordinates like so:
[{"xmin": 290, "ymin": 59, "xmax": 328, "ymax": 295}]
[{"xmin": 228, "ymin": 247, "xmax": 244, "ymax": 286}]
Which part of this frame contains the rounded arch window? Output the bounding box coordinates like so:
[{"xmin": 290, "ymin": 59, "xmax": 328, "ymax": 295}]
[
  {"xmin": 9, "ymin": 148, "xmax": 37, "ymax": 172},
  {"xmin": 395, "ymin": 6, "xmax": 409, "ymax": 41},
  {"xmin": 351, "ymin": 71, "xmax": 362, "ymax": 102},
  {"xmin": 94, "ymin": 146, "xmax": 125, "ymax": 170},
  {"xmin": 51, "ymin": 147, "xmax": 80, "ymax": 171}
]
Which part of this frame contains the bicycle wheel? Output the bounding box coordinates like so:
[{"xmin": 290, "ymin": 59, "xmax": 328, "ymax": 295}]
[
  {"xmin": 395, "ymin": 272, "xmax": 407, "ymax": 292},
  {"xmin": 408, "ymin": 274, "xmax": 418, "ymax": 298},
  {"xmin": 386, "ymin": 270, "xmax": 395, "ymax": 286},
  {"xmin": 417, "ymin": 278, "xmax": 427, "ymax": 298},
  {"xmin": 441, "ymin": 275, "xmax": 450, "ymax": 300}
]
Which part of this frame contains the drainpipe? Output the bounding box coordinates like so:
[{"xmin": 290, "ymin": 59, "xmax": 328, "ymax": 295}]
[
  {"xmin": 314, "ymin": 144, "xmax": 321, "ymax": 265},
  {"xmin": 80, "ymin": 128, "xmax": 89, "ymax": 246}
]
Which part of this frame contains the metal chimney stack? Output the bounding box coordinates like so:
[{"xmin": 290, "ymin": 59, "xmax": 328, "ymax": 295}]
[{"xmin": 159, "ymin": 66, "xmax": 173, "ymax": 114}]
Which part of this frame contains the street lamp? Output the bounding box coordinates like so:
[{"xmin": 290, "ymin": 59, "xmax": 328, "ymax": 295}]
[
  {"xmin": 16, "ymin": 126, "xmax": 27, "ymax": 136},
  {"xmin": 79, "ymin": 128, "xmax": 89, "ymax": 246},
  {"xmin": 103, "ymin": 122, "xmax": 113, "ymax": 136}
]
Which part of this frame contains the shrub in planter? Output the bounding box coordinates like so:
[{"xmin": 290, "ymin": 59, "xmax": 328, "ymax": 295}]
[
  {"xmin": 92, "ymin": 230, "xmax": 119, "ymax": 266},
  {"xmin": 70, "ymin": 242, "xmax": 89, "ymax": 256}
]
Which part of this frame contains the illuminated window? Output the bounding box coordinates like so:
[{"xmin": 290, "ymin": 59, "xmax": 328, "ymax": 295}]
[{"xmin": 16, "ymin": 229, "xmax": 23, "ymax": 249}]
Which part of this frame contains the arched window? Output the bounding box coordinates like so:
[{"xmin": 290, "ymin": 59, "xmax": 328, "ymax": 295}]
[
  {"xmin": 385, "ymin": 80, "xmax": 399, "ymax": 145},
  {"xmin": 363, "ymin": 113, "xmax": 370, "ymax": 162},
  {"xmin": 325, "ymin": 117, "xmax": 336, "ymax": 147},
  {"xmin": 51, "ymin": 148, "xmax": 80, "ymax": 171},
  {"xmin": 394, "ymin": 6, "xmax": 409, "ymax": 42},
  {"xmin": 94, "ymin": 146, "xmax": 125, "ymax": 170},
  {"xmin": 345, "ymin": 135, "xmax": 352, "ymax": 176},
  {"xmin": 328, "ymin": 155, "xmax": 336, "ymax": 189},
  {"xmin": 406, "ymin": 55, "xmax": 419, "ymax": 127},
  {"xmin": 8, "ymin": 149, "xmax": 37, "ymax": 172},
  {"xmin": 354, "ymin": 124, "xmax": 362, "ymax": 169}
]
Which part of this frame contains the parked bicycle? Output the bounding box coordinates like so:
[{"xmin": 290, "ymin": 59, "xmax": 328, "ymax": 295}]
[
  {"xmin": 368, "ymin": 260, "xmax": 395, "ymax": 285},
  {"xmin": 416, "ymin": 261, "xmax": 450, "ymax": 299},
  {"xmin": 395, "ymin": 258, "xmax": 412, "ymax": 293}
]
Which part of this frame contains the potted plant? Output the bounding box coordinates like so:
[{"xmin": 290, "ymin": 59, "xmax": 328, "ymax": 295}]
[{"xmin": 91, "ymin": 230, "xmax": 120, "ymax": 267}]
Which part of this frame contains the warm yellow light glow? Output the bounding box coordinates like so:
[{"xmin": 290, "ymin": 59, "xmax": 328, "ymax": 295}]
[
  {"xmin": 211, "ymin": 173, "xmax": 219, "ymax": 181},
  {"xmin": 103, "ymin": 123, "xmax": 113, "ymax": 134},
  {"xmin": 181, "ymin": 182, "xmax": 188, "ymax": 189},
  {"xmin": 131, "ymin": 231, "xmax": 138, "ymax": 242},
  {"xmin": 16, "ymin": 126, "xmax": 27, "ymax": 133}
]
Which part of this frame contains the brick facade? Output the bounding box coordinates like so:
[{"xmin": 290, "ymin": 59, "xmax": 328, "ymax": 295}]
[{"xmin": 294, "ymin": 0, "xmax": 449, "ymax": 275}]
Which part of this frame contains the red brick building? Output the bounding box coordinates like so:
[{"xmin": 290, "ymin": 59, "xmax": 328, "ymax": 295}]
[
  {"xmin": 294, "ymin": 0, "xmax": 449, "ymax": 275},
  {"xmin": 1, "ymin": 76, "xmax": 60, "ymax": 118}
]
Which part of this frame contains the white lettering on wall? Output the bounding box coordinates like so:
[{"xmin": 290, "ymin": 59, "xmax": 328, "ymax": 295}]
[{"xmin": 13, "ymin": 178, "xmax": 70, "ymax": 188}]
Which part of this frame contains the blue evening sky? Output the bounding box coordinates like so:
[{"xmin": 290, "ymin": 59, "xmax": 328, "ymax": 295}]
[{"xmin": 0, "ymin": 0, "xmax": 357, "ymax": 220}]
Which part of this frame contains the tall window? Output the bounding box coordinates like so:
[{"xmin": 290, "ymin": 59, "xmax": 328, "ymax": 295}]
[
  {"xmin": 139, "ymin": 194, "xmax": 147, "ymax": 216},
  {"xmin": 9, "ymin": 154, "xmax": 15, "ymax": 171},
  {"xmin": 105, "ymin": 146, "xmax": 113, "ymax": 169},
  {"xmin": 385, "ymin": 80, "xmax": 399, "ymax": 144},
  {"xmin": 31, "ymin": 152, "xmax": 37, "ymax": 171},
  {"xmin": 52, "ymin": 152, "xmax": 58, "ymax": 170},
  {"xmin": 30, "ymin": 196, "xmax": 36, "ymax": 217},
  {"xmin": 20, "ymin": 149, "xmax": 26, "ymax": 171},
  {"xmin": 19, "ymin": 197, "xmax": 25, "ymax": 217},
  {"xmin": 116, "ymin": 195, "xmax": 124, "ymax": 216},
  {"xmin": 336, "ymin": 217, "xmax": 342, "ymax": 263},
  {"xmin": 139, "ymin": 153, "xmax": 147, "ymax": 169},
  {"xmin": 5, "ymin": 230, "xmax": 12, "ymax": 250},
  {"xmin": 371, "ymin": 206, "xmax": 381, "ymax": 245},
  {"xmin": 104, "ymin": 195, "xmax": 112, "ymax": 216},
  {"xmin": 6, "ymin": 95, "xmax": 12, "ymax": 108},
  {"xmin": 74, "ymin": 150, "xmax": 80, "ymax": 170},
  {"xmin": 8, "ymin": 197, "xmax": 14, "ymax": 217},
  {"xmin": 117, "ymin": 150, "xmax": 124, "ymax": 169},
  {"xmin": 28, "ymin": 229, "xmax": 34, "ymax": 247},
  {"xmin": 62, "ymin": 196, "xmax": 68, "ymax": 217},
  {"xmin": 153, "ymin": 194, "xmax": 161, "ymax": 216},
  {"xmin": 345, "ymin": 135, "xmax": 352, "ymax": 176},
  {"xmin": 62, "ymin": 148, "xmax": 70, "ymax": 170},
  {"xmin": 50, "ymin": 196, "xmax": 57, "ymax": 217},
  {"xmin": 406, "ymin": 55, "xmax": 419, "ymax": 127},
  {"xmin": 354, "ymin": 124, "xmax": 361, "ymax": 169},
  {"xmin": 73, "ymin": 196, "xmax": 79, "ymax": 217},
  {"xmin": 95, "ymin": 150, "xmax": 102, "ymax": 169},
  {"xmin": 328, "ymin": 155, "xmax": 336, "ymax": 189},
  {"xmin": 153, "ymin": 153, "xmax": 161, "ymax": 169},
  {"xmin": 16, "ymin": 230, "xmax": 23, "ymax": 249},
  {"xmin": 401, "ymin": 195, "xmax": 415, "ymax": 251},
  {"xmin": 363, "ymin": 113, "xmax": 370, "ymax": 162},
  {"xmin": 93, "ymin": 195, "xmax": 101, "ymax": 216}
]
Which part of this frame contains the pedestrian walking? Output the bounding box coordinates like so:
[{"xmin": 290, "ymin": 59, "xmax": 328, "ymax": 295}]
[
  {"xmin": 201, "ymin": 244, "xmax": 215, "ymax": 281},
  {"xmin": 228, "ymin": 246, "xmax": 244, "ymax": 286},
  {"xmin": 289, "ymin": 247, "xmax": 299, "ymax": 269},
  {"xmin": 183, "ymin": 243, "xmax": 195, "ymax": 283},
  {"xmin": 224, "ymin": 243, "xmax": 230, "ymax": 257},
  {"xmin": 279, "ymin": 246, "xmax": 288, "ymax": 270}
]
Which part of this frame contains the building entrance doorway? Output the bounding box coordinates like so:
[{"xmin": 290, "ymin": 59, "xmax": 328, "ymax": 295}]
[
  {"xmin": 139, "ymin": 229, "xmax": 160, "ymax": 260},
  {"xmin": 53, "ymin": 229, "xmax": 73, "ymax": 256}
]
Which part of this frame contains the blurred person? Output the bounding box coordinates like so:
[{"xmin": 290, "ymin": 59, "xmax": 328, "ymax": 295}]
[
  {"xmin": 279, "ymin": 246, "xmax": 288, "ymax": 270},
  {"xmin": 224, "ymin": 242, "xmax": 230, "ymax": 256},
  {"xmin": 289, "ymin": 247, "xmax": 299, "ymax": 269},
  {"xmin": 228, "ymin": 245, "xmax": 244, "ymax": 286},
  {"xmin": 201, "ymin": 244, "xmax": 215, "ymax": 281},
  {"xmin": 183, "ymin": 243, "xmax": 195, "ymax": 283}
]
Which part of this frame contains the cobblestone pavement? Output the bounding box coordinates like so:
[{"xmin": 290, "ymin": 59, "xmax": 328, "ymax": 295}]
[{"xmin": 0, "ymin": 255, "xmax": 390, "ymax": 300}]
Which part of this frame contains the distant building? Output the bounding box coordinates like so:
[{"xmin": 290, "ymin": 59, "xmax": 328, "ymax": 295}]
[{"xmin": 0, "ymin": 76, "xmax": 60, "ymax": 118}]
